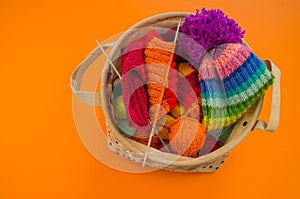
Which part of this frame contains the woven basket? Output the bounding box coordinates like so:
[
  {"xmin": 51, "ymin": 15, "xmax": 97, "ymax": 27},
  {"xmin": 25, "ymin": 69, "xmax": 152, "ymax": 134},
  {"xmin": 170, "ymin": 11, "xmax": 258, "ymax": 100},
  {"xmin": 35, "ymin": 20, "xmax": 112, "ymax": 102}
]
[{"xmin": 70, "ymin": 12, "xmax": 281, "ymax": 172}]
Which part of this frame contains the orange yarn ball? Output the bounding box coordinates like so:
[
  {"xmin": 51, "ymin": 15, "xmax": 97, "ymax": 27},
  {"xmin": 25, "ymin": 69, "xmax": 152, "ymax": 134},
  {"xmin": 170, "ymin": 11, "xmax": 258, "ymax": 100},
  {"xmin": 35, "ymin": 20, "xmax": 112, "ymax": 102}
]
[
  {"xmin": 131, "ymin": 131, "xmax": 162, "ymax": 149},
  {"xmin": 169, "ymin": 116, "xmax": 206, "ymax": 156}
]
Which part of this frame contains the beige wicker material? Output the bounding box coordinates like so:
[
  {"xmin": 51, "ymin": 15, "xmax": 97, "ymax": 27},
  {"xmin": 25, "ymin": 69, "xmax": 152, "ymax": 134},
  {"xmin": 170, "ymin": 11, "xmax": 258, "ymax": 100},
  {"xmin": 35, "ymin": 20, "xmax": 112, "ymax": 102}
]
[{"xmin": 70, "ymin": 12, "xmax": 281, "ymax": 172}]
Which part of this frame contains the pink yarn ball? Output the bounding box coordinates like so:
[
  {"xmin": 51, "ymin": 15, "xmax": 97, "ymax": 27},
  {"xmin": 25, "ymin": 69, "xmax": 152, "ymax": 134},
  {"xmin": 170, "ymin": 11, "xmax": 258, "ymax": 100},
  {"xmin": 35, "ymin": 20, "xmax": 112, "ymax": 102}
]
[{"xmin": 198, "ymin": 135, "xmax": 224, "ymax": 156}]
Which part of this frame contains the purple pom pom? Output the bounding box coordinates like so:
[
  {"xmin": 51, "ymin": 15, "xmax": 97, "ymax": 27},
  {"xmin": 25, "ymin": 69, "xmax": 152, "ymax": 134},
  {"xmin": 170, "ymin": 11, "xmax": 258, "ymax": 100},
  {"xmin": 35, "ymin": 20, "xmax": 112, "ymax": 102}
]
[{"xmin": 177, "ymin": 8, "xmax": 246, "ymax": 67}]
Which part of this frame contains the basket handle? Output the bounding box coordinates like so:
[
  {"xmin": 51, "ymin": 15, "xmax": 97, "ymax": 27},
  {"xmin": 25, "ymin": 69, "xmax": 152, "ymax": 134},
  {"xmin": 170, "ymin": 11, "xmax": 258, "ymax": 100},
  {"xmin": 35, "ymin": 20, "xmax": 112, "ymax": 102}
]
[
  {"xmin": 252, "ymin": 59, "xmax": 281, "ymax": 132},
  {"xmin": 70, "ymin": 42, "xmax": 116, "ymax": 106}
]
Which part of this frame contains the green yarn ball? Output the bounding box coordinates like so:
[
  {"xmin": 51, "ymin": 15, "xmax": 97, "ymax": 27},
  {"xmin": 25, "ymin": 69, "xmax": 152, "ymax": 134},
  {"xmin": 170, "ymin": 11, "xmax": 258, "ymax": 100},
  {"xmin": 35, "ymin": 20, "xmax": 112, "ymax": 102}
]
[
  {"xmin": 113, "ymin": 95, "xmax": 127, "ymax": 119},
  {"xmin": 117, "ymin": 119, "xmax": 136, "ymax": 138},
  {"xmin": 112, "ymin": 80, "xmax": 122, "ymax": 98},
  {"xmin": 208, "ymin": 122, "xmax": 236, "ymax": 143}
]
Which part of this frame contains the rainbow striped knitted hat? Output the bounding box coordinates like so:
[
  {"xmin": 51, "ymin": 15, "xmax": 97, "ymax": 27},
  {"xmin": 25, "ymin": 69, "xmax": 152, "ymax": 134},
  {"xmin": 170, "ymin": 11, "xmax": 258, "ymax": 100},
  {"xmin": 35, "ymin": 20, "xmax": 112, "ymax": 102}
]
[{"xmin": 199, "ymin": 43, "xmax": 274, "ymax": 130}]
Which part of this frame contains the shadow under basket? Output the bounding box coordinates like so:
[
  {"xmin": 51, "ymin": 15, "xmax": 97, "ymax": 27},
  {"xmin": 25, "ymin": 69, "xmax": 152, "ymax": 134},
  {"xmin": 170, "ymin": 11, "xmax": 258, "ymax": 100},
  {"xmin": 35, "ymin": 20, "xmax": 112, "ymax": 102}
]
[{"xmin": 70, "ymin": 12, "xmax": 281, "ymax": 172}]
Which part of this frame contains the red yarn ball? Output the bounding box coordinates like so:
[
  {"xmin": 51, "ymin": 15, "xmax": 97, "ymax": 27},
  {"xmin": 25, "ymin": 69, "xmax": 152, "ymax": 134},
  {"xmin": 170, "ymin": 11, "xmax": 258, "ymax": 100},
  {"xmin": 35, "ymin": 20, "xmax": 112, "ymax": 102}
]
[{"xmin": 198, "ymin": 135, "xmax": 224, "ymax": 156}]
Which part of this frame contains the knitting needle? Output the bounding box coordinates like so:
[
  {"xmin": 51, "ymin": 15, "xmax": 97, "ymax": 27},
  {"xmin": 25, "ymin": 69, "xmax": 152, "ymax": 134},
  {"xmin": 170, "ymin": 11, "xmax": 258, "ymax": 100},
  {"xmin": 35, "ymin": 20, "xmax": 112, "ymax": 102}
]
[
  {"xmin": 142, "ymin": 19, "xmax": 181, "ymax": 166},
  {"xmin": 147, "ymin": 119, "xmax": 171, "ymax": 152},
  {"xmin": 157, "ymin": 135, "xmax": 171, "ymax": 153},
  {"xmin": 95, "ymin": 39, "xmax": 122, "ymax": 80},
  {"xmin": 173, "ymin": 19, "xmax": 181, "ymax": 47}
]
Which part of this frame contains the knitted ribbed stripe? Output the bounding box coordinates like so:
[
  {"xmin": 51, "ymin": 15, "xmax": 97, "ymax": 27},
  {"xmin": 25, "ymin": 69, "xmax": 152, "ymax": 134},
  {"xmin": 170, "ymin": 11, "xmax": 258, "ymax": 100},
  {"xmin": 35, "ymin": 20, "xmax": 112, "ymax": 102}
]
[
  {"xmin": 199, "ymin": 43, "xmax": 274, "ymax": 130},
  {"xmin": 201, "ymin": 59, "xmax": 272, "ymax": 106},
  {"xmin": 144, "ymin": 37, "xmax": 178, "ymax": 120},
  {"xmin": 202, "ymin": 76, "xmax": 274, "ymax": 128}
]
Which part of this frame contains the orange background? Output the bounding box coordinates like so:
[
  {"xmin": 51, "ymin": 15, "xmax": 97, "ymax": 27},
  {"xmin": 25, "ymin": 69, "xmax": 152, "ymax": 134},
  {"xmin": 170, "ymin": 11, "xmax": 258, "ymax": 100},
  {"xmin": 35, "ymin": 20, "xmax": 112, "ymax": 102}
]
[{"xmin": 0, "ymin": 0, "xmax": 299, "ymax": 198}]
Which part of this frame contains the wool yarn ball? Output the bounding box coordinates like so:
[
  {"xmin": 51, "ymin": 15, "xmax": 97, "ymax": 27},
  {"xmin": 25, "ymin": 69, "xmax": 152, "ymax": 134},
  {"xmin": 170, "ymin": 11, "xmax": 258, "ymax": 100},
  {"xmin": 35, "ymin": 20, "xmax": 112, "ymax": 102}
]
[
  {"xmin": 131, "ymin": 131, "xmax": 162, "ymax": 149},
  {"xmin": 198, "ymin": 135, "xmax": 223, "ymax": 156},
  {"xmin": 169, "ymin": 116, "xmax": 206, "ymax": 156},
  {"xmin": 177, "ymin": 63, "xmax": 194, "ymax": 77},
  {"xmin": 158, "ymin": 114, "xmax": 176, "ymax": 139},
  {"xmin": 208, "ymin": 122, "xmax": 236, "ymax": 144},
  {"xmin": 113, "ymin": 95, "xmax": 127, "ymax": 119},
  {"xmin": 117, "ymin": 119, "xmax": 136, "ymax": 138},
  {"xmin": 112, "ymin": 79, "xmax": 122, "ymax": 98},
  {"xmin": 170, "ymin": 104, "xmax": 186, "ymax": 118}
]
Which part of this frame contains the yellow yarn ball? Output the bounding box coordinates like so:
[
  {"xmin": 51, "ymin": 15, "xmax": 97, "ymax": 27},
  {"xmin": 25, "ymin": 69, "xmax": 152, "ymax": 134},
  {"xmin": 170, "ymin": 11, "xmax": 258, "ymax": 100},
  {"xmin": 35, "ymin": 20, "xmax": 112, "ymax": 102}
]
[
  {"xmin": 113, "ymin": 95, "xmax": 126, "ymax": 119},
  {"xmin": 177, "ymin": 63, "xmax": 194, "ymax": 77},
  {"xmin": 171, "ymin": 104, "xmax": 186, "ymax": 118},
  {"xmin": 158, "ymin": 114, "xmax": 176, "ymax": 139}
]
